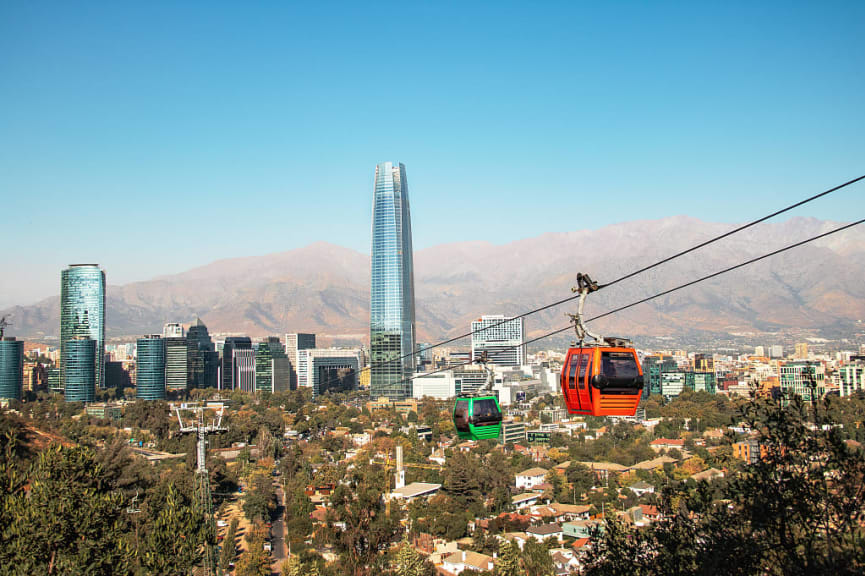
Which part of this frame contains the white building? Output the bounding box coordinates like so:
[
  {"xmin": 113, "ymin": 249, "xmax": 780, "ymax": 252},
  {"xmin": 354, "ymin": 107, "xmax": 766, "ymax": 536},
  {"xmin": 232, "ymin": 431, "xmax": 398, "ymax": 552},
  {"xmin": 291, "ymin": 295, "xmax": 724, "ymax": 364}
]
[
  {"xmin": 471, "ymin": 315, "xmax": 526, "ymax": 367},
  {"xmin": 836, "ymin": 363, "xmax": 865, "ymax": 397},
  {"xmin": 515, "ymin": 467, "xmax": 548, "ymax": 491},
  {"xmin": 233, "ymin": 348, "xmax": 256, "ymax": 393}
]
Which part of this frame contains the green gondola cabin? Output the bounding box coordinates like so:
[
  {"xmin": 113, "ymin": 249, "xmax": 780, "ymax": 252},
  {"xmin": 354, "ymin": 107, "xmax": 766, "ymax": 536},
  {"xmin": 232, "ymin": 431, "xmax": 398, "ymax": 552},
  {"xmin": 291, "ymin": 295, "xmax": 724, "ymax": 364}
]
[{"xmin": 453, "ymin": 395, "xmax": 503, "ymax": 440}]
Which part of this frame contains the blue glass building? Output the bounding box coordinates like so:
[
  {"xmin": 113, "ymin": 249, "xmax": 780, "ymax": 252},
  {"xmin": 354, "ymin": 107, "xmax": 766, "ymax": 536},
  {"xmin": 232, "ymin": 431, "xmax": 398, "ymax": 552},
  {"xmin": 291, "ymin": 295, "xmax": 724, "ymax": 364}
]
[
  {"xmin": 370, "ymin": 161, "xmax": 416, "ymax": 400},
  {"xmin": 61, "ymin": 265, "xmax": 105, "ymax": 390},
  {"xmin": 0, "ymin": 337, "xmax": 24, "ymax": 401},
  {"xmin": 136, "ymin": 335, "xmax": 166, "ymax": 400},
  {"xmin": 64, "ymin": 336, "xmax": 96, "ymax": 402}
]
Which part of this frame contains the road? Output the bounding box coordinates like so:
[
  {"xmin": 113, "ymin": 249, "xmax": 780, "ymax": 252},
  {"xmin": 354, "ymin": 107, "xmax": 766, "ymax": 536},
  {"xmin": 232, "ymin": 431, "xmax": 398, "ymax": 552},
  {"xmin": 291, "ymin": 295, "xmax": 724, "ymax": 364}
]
[{"xmin": 270, "ymin": 480, "xmax": 287, "ymax": 575}]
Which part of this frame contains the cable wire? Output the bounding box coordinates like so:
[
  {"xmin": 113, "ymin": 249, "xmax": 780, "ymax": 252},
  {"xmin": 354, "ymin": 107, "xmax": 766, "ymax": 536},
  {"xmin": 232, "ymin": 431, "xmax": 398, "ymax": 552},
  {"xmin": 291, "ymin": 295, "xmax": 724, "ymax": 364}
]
[
  {"xmin": 315, "ymin": 175, "xmax": 864, "ymax": 393},
  {"xmin": 383, "ymin": 217, "xmax": 864, "ymax": 390}
]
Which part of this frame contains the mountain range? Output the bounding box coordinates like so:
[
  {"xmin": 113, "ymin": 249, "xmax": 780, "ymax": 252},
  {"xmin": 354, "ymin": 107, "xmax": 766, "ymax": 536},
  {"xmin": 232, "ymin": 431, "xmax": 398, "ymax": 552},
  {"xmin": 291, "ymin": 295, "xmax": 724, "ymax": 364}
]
[{"xmin": 4, "ymin": 216, "xmax": 865, "ymax": 345}]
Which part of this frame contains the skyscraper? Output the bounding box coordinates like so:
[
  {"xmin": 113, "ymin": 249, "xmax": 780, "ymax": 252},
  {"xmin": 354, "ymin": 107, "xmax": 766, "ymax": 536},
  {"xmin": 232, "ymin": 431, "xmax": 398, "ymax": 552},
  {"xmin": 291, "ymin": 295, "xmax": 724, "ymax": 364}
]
[
  {"xmin": 61, "ymin": 264, "xmax": 106, "ymax": 390},
  {"xmin": 136, "ymin": 335, "xmax": 166, "ymax": 400},
  {"xmin": 64, "ymin": 336, "xmax": 96, "ymax": 402},
  {"xmin": 370, "ymin": 161, "xmax": 416, "ymax": 400},
  {"xmin": 285, "ymin": 333, "xmax": 315, "ymax": 390},
  {"xmin": 255, "ymin": 337, "xmax": 290, "ymax": 394},
  {"xmin": 222, "ymin": 337, "xmax": 252, "ymax": 391},
  {"xmin": 187, "ymin": 318, "xmax": 218, "ymax": 389},
  {"xmin": 0, "ymin": 337, "xmax": 24, "ymax": 401},
  {"xmin": 471, "ymin": 315, "xmax": 526, "ymax": 367}
]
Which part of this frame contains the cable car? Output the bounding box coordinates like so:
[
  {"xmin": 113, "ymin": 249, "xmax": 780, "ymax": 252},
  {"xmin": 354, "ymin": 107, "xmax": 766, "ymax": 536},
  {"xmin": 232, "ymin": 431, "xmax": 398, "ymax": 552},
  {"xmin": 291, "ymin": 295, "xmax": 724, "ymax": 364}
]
[
  {"xmin": 561, "ymin": 343, "xmax": 643, "ymax": 416},
  {"xmin": 560, "ymin": 272, "xmax": 644, "ymax": 416},
  {"xmin": 452, "ymin": 395, "xmax": 503, "ymax": 440}
]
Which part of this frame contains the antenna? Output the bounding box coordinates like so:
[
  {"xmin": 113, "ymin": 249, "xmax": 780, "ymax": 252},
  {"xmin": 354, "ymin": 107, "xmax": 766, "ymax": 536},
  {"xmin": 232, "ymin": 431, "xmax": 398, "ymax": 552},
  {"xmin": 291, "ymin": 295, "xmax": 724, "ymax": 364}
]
[{"xmin": 0, "ymin": 316, "xmax": 10, "ymax": 339}]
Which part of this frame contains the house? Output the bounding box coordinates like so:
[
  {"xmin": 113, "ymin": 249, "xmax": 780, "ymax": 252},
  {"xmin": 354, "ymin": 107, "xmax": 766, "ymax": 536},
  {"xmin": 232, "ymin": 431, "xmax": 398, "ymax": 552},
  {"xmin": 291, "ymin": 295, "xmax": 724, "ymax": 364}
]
[
  {"xmin": 628, "ymin": 481, "xmax": 655, "ymax": 497},
  {"xmin": 512, "ymin": 492, "xmax": 541, "ymax": 509},
  {"xmin": 441, "ymin": 550, "xmax": 495, "ymax": 574},
  {"xmin": 550, "ymin": 548, "xmax": 581, "ymax": 575},
  {"xmin": 549, "ymin": 502, "xmax": 592, "ymax": 522},
  {"xmin": 691, "ymin": 467, "xmax": 725, "ymax": 482},
  {"xmin": 562, "ymin": 519, "xmax": 603, "ymax": 539},
  {"xmin": 650, "ymin": 438, "xmax": 685, "ymax": 453},
  {"xmin": 526, "ymin": 523, "xmax": 564, "ymax": 544},
  {"xmin": 515, "ymin": 467, "xmax": 549, "ymax": 490},
  {"xmin": 640, "ymin": 504, "xmax": 662, "ymax": 522},
  {"xmin": 500, "ymin": 532, "xmax": 529, "ymax": 551}
]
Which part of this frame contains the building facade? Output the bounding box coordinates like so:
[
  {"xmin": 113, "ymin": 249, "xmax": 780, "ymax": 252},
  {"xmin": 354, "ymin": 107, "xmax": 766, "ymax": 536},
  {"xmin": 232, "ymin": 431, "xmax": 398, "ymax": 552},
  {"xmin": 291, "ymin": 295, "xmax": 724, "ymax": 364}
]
[
  {"xmin": 136, "ymin": 335, "xmax": 166, "ymax": 400},
  {"xmin": 255, "ymin": 337, "xmax": 291, "ymax": 394},
  {"xmin": 187, "ymin": 318, "xmax": 218, "ymax": 389},
  {"xmin": 164, "ymin": 336, "xmax": 188, "ymax": 391},
  {"xmin": 64, "ymin": 336, "xmax": 96, "ymax": 402},
  {"xmin": 370, "ymin": 161, "xmax": 416, "ymax": 400},
  {"xmin": 60, "ymin": 264, "xmax": 105, "ymax": 390},
  {"xmin": 222, "ymin": 337, "xmax": 252, "ymax": 391},
  {"xmin": 233, "ymin": 348, "xmax": 256, "ymax": 392},
  {"xmin": 471, "ymin": 315, "xmax": 526, "ymax": 367},
  {"xmin": 836, "ymin": 362, "xmax": 865, "ymax": 397},
  {"xmin": 285, "ymin": 333, "xmax": 315, "ymax": 389},
  {"xmin": 0, "ymin": 337, "xmax": 24, "ymax": 401},
  {"xmin": 780, "ymin": 361, "xmax": 825, "ymax": 403}
]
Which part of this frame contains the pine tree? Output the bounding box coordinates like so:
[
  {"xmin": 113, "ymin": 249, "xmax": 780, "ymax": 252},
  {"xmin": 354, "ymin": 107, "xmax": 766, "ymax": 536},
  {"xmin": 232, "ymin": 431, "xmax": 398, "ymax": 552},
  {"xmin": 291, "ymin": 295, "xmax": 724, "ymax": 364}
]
[
  {"xmin": 495, "ymin": 540, "xmax": 523, "ymax": 576},
  {"xmin": 394, "ymin": 538, "xmax": 428, "ymax": 576}
]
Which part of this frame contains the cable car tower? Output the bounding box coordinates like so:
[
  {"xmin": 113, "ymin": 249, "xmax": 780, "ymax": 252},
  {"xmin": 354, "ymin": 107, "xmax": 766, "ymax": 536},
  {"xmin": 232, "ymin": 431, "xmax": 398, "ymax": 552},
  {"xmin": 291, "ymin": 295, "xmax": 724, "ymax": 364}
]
[{"xmin": 174, "ymin": 404, "xmax": 228, "ymax": 576}]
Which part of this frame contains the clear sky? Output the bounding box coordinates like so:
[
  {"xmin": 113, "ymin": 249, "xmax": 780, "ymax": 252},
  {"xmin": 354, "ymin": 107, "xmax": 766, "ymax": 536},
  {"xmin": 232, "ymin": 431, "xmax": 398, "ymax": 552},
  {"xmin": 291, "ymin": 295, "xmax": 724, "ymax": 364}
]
[{"xmin": 1, "ymin": 1, "xmax": 863, "ymax": 307}]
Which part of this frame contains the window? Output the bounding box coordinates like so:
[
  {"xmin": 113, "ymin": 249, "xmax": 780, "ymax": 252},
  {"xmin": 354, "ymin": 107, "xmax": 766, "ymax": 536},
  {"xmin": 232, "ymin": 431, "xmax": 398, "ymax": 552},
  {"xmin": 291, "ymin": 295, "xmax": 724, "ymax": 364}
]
[
  {"xmin": 471, "ymin": 398, "xmax": 501, "ymax": 426},
  {"xmin": 454, "ymin": 401, "xmax": 470, "ymax": 432}
]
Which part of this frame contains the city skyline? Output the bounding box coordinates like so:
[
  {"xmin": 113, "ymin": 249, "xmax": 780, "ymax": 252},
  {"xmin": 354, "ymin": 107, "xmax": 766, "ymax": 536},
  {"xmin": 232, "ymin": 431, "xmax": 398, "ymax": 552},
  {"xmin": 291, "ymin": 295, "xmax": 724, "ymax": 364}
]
[{"xmin": 2, "ymin": 2, "xmax": 864, "ymax": 307}]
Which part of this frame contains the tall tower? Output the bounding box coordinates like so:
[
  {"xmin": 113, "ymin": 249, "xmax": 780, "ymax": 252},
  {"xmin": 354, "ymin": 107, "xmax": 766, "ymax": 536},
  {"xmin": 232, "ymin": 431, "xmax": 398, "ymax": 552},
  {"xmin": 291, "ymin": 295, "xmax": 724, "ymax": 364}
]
[
  {"xmin": 61, "ymin": 265, "xmax": 106, "ymax": 390},
  {"xmin": 136, "ymin": 335, "xmax": 166, "ymax": 400},
  {"xmin": 0, "ymin": 337, "xmax": 24, "ymax": 401},
  {"xmin": 370, "ymin": 161, "xmax": 416, "ymax": 400}
]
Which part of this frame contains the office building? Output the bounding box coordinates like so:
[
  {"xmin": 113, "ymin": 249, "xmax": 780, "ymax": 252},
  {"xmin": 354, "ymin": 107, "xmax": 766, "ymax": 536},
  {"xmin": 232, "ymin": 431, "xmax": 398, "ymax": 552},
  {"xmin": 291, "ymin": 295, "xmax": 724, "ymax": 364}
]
[
  {"xmin": 187, "ymin": 318, "xmax": 218, "ymax": 389},
  {"xmin": 285, "ymin": 333, "xmax": 315, "ymax": 389},
  {"xmin": 222, "ymin": 336, "xmax": 252, "ymax": 391},
  {"xmin": 370, "ymin": 161, "xmax": 416, "ymax": 400},
  {"xmin": 136, "ymin": 335, "xmax": 166, "ymax": 400},
  {"xmin": 296, "ymin": 348, "xmax": 361, "ymax": 398},
  {"xmin": 60, "ymin": 264, "xmax": 105, "ymax": 390},
  {"xmin": 685, "ymin": 371, "xmax": 716, "ymax": 394},
  {"xmin": 471, "ymin": 315, "xmax": 526, "ymax": 367},
  {"xmin": 255, "ymin": 337, "xmax": 291, "ymax": 394},
  {"xmin": 233, "ymin": 348, "xmax": 256, "ymax": 392},
  {"xmin": 163, "ymin": 323, "xmax": 184, "ymax": 338},
  {"xmin": 794, "ymin": 343, "xmax": 809, "ymax": 359},
  {"xmin": 769, "ymin": 345, "xmax": 784, "ymax": 359},
  {"xmin": 104, "ymin": 360, "xmax": 132, "ymax": 390},
  {"xmin": 64, "ymin": 336, "xmax": 96, "ymax": 402},
  {"xmin": 837, "ymin": 362, "xmax": 865, "ymax": 397},
  {"xmin": 780, "ymin": 361, "xmax": 825, "ymax": 403},
  {"xmin": 642, "ymin": 355, "xmax": 679, "ymax": 398},
  {"xmin": 0, "ymin": 337, "xmax": 24, "ymax": 401},
  {"xmin": 164, "ymin": 336, "xmax": 188, "ymax": 391},
  {"xmin": 693, "ymin": 353, "xmax": 714, "ymax": 373}
]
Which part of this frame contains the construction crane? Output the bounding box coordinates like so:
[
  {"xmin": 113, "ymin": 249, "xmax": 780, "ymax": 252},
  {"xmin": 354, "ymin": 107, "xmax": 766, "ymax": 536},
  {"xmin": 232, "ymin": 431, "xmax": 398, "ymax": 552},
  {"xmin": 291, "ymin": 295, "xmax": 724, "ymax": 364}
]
[{"xmin": 174, "ymin": 404, "xmax": 228, "ymax": 576}]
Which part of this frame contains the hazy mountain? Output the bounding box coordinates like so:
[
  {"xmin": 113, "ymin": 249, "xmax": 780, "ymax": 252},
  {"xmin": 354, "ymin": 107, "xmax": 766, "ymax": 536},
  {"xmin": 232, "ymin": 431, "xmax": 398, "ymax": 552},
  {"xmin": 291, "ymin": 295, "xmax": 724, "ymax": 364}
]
[{"xmin": 4, "ymin": 217, "xmax": 864, "ymax": 345}]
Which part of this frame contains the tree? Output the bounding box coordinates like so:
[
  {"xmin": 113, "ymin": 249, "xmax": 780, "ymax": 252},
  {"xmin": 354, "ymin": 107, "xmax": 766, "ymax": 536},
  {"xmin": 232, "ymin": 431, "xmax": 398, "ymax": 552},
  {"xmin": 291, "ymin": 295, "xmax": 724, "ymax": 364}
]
[
  {"xmin": 219, "ymin": 518, "xmax": 239, "ymax": 573},
  {"xmin": 139, "ymin": 481, "xmax": 207, "ymax": 575},
  {"xmin": 0, "ymin": 444, "xmax": 134, "ymax": 575},
  {"xmin": 235, "ymin": 528, "xmax": 272, "ymax": 576},
  {"xmin": 521, "ymin": 536, "xmax": 555, "ymax": 576},
  {"xmin": 394, "ymin": 538, "xmax": 434, "ymax": 576},
  {"xmin": 583, "ymin": 394, "xmax": 865, "ymax": 575},
  {"xmin": 495, "ymin": 540, "xmax": 524, "ymax": 576}
]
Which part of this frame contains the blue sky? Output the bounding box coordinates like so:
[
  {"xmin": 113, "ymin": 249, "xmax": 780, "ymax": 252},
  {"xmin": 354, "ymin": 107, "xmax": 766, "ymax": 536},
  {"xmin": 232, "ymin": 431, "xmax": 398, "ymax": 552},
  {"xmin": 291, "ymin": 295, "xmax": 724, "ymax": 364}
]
[{"xmin": 1, "ymin": 1, "xmax": 863, "ymax": 307}]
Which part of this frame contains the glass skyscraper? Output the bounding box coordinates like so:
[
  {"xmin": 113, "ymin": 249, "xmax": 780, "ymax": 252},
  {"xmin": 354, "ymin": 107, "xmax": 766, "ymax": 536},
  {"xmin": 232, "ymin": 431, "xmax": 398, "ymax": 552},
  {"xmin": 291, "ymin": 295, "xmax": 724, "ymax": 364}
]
[
  {"xmin": 61, "ymin": 264, "xmax": 106, "ymax": 390},
  {"xmin": 370, "ymin": 161, "xmax": 416, "ymax": 400},
  {"xmin": 187, "ymin": 317, "xmax": 218, "ymax": 389},
  {"xmin": 0, "ymin": 337, "xmax": 24, "ymax": 401},
  {"xmin": 64, "ymin": 336, "xmax": 96, "ymax": 402},
  {"xmin": 136, "ymin": 335, "xmax": 166, "ymax": 400}
]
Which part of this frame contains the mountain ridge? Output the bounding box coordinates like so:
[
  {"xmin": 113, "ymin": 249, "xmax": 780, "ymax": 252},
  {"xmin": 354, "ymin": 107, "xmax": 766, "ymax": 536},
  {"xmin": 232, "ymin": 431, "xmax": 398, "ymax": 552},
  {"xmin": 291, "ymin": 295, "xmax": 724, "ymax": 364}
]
[{"xmin": 4, "ymin": 216, "xmax": 864, "ymax": 343}]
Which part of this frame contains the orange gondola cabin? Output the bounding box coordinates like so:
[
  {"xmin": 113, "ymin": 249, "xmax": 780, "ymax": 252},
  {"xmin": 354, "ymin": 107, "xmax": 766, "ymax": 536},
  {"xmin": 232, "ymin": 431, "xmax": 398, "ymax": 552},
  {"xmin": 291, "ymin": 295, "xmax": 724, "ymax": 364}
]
[{"xmin": 560, "ymin": 340, "xmax": 644, "ymax": 416}]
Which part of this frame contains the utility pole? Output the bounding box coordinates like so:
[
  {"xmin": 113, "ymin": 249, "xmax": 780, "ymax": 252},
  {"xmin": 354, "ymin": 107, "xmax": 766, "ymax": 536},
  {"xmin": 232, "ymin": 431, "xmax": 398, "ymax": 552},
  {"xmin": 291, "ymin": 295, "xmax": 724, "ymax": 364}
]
[{"xmin": 174, "ymin": 403, "xmax": 228, "ymax": 576}]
